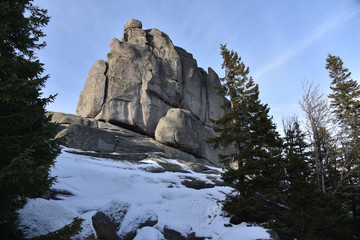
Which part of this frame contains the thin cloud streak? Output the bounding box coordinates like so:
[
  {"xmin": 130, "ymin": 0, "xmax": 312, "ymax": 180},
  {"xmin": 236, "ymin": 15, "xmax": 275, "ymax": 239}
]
[{"xmin": 253, "ymin": 8, "xmax": 360, "ymax": 80}]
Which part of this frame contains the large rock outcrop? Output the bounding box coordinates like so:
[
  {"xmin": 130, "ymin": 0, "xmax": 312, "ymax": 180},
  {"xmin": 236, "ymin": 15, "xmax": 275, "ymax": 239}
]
[
  {"xmin": 77, "ymin": 19, "xmax": 226, "ymax": 131},
  {"xmin": 76, "ymin": 19, "xmax": 229, "ymax": 166}
]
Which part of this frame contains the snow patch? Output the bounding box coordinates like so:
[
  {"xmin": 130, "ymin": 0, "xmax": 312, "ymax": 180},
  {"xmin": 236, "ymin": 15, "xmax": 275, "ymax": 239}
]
[
  {"xmin": 218, "ymin": 223, "xmax": 271, "ymax": 240},
  {"xmin": 17, "ymin": 149, "xmax": 271, "ymax": 239},
  {"xmin": 134, "ymin": 226, "xmax": 164, "ymax": 240},
  {"xmin": 17, "ymin": 198, "xmax": 76, "ymax": 238}
]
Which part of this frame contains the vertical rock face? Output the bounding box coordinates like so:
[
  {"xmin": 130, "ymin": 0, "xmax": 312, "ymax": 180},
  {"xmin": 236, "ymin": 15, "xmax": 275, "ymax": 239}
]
[
  {"xmin": 77, "ymin": 60, "xmax": 107, "ymax": 118},
  {"xmin": 76, "ymin": 19, "xmax": 228, "ymax": 165}
]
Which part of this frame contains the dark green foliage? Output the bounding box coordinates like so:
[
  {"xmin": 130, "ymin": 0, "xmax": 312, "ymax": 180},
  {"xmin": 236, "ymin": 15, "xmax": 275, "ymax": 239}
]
[
  {"xmin": 32, "ymin": 218, "xmax": 84, "ymax": 240},
  {"xmin": 326, "ymin": 54, "xmax": 360, "ymax": 221},
  {"xmin": 211, "ymin": 47, "xmax": 358, "ymax": 239},
  {"xmin": 210, "ymin": 44, "xmax": 285, "ymax": 228},
  {"xmin": 272, "ymin": 117, "xmax": 354, "ymax": 240},
  {"xmin": 327, "ymin": 55, "xmax": 360, "ymax": 133},
  {"xmin": 272, "ymin": 192, "xmax": 353, "ymax": 240},
  {"xmin": 0, "ymin": 0, "xmax": 61, "ymax": 237},
  {"xmin": 282, "ymin": 116, "xmax": 312, "ymax": 191}
]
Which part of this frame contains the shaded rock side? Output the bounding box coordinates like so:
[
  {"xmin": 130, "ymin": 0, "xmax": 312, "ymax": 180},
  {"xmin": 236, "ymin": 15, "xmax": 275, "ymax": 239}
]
[
  {"xmin": 47, "ymin": 111, "xmax": 97, "ymax": 128},
  {"xmin": 92, "ymin": 199, "xmax": 158, "ymax": 240},
  {"xmin": 92, "ymin": 212, "xmax": 118, "ymax": 240},
  {"xmin": 163, "ymin": 225, "xmax": 195, "ymax": 240},
  {"xmin": 155, "ymin": 108, "xmax": 228, "ymax": 166},
  {"xmin": 76, "ymin": 19, "xmax": 226, "ymax": 135}
]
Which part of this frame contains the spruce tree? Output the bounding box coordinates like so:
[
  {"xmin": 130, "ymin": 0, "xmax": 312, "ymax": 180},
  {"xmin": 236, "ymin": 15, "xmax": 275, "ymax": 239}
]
[
  {"xmin": 210, "ymin": 44, "xmax": 284, "ymax": 224},
  {"xmin": 282, "ymin": 116, "xmax": 311, "ymax": 193},
  {"xmin": 0, "ymin": 0, "xmax": 61, "ymax": 237},
  {"xmin": 280, "ymin": 116, "xmax": 313, "ymax": 239},
  {"xmin": 279, "ymin": 116, "xmax": 352, "ymax": 240},
  {"xmin": 326, "ymin": 54, "xmax": 360, "ymax": 221}
]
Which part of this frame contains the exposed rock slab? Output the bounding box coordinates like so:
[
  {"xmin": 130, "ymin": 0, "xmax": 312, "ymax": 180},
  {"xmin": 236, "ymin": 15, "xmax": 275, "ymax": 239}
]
[
  {"xmin": 47, "ymin": 111, "xmax": 97, "ymax": 127},
  {"xmin": 51, "ymin": 112, "xmax": 215, "ymax": 166}
]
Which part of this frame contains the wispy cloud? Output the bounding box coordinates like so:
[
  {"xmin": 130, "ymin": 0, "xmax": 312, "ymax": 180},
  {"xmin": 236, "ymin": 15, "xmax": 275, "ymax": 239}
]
[{"xmin": 253, "ymin": 7, "xmax": 360, "ymax": 80}]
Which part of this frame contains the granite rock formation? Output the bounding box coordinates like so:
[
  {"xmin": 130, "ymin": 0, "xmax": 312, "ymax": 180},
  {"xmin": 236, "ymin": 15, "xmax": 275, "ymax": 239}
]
[{"xmin": 76, "ymin": 19, "xmax": 229, "ymax": 166}]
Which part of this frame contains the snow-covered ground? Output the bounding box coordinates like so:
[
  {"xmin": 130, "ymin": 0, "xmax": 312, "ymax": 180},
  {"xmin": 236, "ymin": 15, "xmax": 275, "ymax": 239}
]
[{"xmin": 17, "ymin": 148, "xmax": 271, "ymax": 239}]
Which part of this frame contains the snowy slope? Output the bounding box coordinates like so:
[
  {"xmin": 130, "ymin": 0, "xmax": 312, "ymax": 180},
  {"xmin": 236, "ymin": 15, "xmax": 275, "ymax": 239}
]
[{"xmin": 17, "ymin": 148, "xmax": 271, "ymax": 240}]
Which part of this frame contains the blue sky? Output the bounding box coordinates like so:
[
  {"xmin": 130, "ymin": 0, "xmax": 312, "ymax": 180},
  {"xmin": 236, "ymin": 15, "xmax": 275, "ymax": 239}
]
[{"xmin": 34, "ymin": 0, "xmax": 360, "ymax": 131}]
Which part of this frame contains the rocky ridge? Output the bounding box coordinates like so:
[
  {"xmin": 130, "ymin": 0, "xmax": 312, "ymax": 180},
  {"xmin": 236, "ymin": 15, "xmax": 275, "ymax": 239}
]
[{"xmin": 75, "ymin": 19, "xmax": 230, "ymax": 166}]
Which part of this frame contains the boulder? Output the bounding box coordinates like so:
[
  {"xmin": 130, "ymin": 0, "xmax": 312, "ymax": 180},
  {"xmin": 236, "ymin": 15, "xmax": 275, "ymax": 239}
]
[
  {"xmin": 92, "ymin": 199, "xmax": 158, "ymax": 240},
  {"xmin": 92, "ymin": 212, "xmax": 118, "ymax": 240},
  {"xmin": 118, "ymin": 208, "xmax": 158, "ymax": 240},
  {"xmin": 123, "ymin": 19, "xmax": 142, "ymax": 31},
  {"xmin": 155, "ymin": 108, "xmax": 227, "ymax": 166},
  {"xmin": 91, "ymin": 200, "xmax": 129, "ymax": 240},
  {"xmin": 163, "ymin": 225, "xmax": 195, "ymax": 240},
  {"xmin": 155, "ymin": 109, "xmax": 199, "ymax": 154}
]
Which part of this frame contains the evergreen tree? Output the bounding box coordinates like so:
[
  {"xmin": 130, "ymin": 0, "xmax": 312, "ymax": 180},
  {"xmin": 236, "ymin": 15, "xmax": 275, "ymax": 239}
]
[
  {"xmin": 282, "ymin": 116, "xmax": 311, "ymax": 193},
  {"xmin": 278, "ymin": 116, "xmax": 352, "ymax": 240},
  {"xmin": 0, "ymin": 0, "xmax": 61, "ymax": 238},
  {"xmin": 210, "ymin": 44, "xmax": 284, "ymax": 224},
  {"xmin": 326, "ymin": 54, "xmax": 360, "ymax": 221}
]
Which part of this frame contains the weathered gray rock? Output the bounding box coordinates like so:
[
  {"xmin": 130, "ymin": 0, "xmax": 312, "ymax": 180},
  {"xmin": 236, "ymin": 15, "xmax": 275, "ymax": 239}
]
[
  {"xmin": 92, "ymin": 199, "xmax": 158, "ymax": 240},
  {"xmin": 50, "ymin": 112, "xmax": 210, "ymax": 165},
  {"xmin": 95, "ymin": 38, "xmax": 173, "ymax": 135},
  {"xmin": 92, "ymin": 200, "xmax": 130, "ymax": 240},
  {"xmin": 92, "ymin": 212, "xmax": 118, "ymax": 240},
  {"xmin": 62, "ymin": 124, "xmax": 117, "ymax": 153},
  {"xmin": 76, "ymin": 19, "xmax": 227, "ymax": 136},
  {"xmin": 163, "ymin": 225, "xmax": 195, "ymax": 240},
  {"xmin": 155, "ymin": 108, "xmax": 226, "ymax": 166},
  {"xmin": 206, "ymin": 68, "xmax": 228, "ymax": 122},
  {"xmin": 122, "ymin": 19, "xmax": 147, "ymax": 46},
  {"xmin": 118, "ymin": 208, "xmax": 158, "ymax": 240},
  {"xmin": 155, "ymin": 109, "xmax": 199, "ymax": 154},
  {"xmin": 123, "ymin": 19, "xmax": 142, "ymax": 31},
  {"xmin": 76, "ymin": 60, "xmax": 108, "ymax": 118},
  {"xmin": 181, "ymin": 177, "xmax": 215, "ymax": 190},
  {"xmin": 47, "ymin": 111, "xmax": 97, "ymax": 127}
]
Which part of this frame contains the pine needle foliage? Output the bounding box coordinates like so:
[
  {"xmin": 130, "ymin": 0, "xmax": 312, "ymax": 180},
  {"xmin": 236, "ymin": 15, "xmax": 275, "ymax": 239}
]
[
  {"xmin": 277, "ymin": 116, "xmax": 353, "ymax": 240},
  {"xmin": 209, "ymin": 44, "xmax": 285, "ymax": 224},
  {"xmin": 326, "ymin": 54, "xmax": 360, "ymax": 222},
  {"xmin": 0, "ymin": 0, "xmax": 61, "ymax": 238}
]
